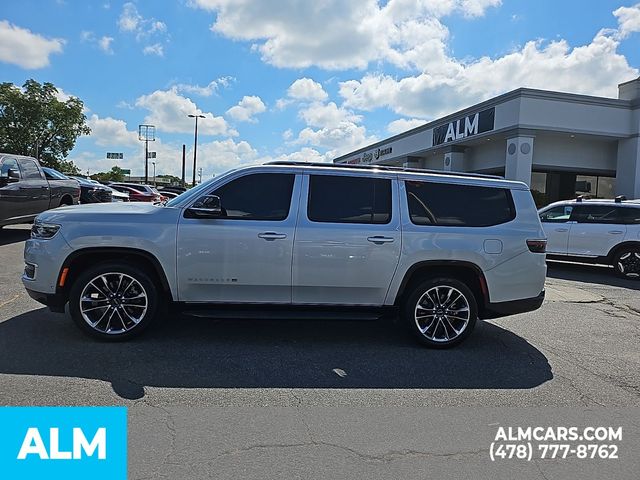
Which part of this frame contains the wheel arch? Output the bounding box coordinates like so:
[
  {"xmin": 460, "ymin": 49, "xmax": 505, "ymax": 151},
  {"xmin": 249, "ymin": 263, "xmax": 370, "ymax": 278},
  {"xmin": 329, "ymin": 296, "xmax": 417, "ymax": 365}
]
[
  {"xmin": 393, "ymin": 260, "xmax": 489, "ymax": 314},
  {"xmin": 58, "ymin": 247, "xmax": 173, "ymax": 302},
  {"xmin": 607, "ymin": 241, "xmax": 640, "ymax": 262},
  {"xmin": 59, "ymin": 194, "xmax": 74, "ymax": 206}
]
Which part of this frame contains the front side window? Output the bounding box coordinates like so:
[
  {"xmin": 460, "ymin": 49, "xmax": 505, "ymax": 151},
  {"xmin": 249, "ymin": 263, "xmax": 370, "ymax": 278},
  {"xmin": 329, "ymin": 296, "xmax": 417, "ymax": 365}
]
[
  {"xmin": 211, "ymin": 173, "xmax": 295, "ymax": 221},
  {"xmin": 570, "ymin": 205, "xmax": 622, "ymax": 224},
  {"xmin": 540, "ymin": 205, "xmax": 573, "ymax": 223},
  {"xmin": 307, "ymin": 175, "xmax": 392, "ymax": 224},
  {"xmin": 406, "ymin": 181, "xmax": 515, "ymax": 227},
  {"xmin": 0, "ymin": 158, "xmax": 20, "ymax": 177}
]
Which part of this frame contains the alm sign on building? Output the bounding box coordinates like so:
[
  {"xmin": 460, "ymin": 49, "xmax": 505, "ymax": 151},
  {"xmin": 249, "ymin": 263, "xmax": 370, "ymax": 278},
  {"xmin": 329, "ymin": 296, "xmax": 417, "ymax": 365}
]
[{"xmin": 432, "ymin": 107, "xmax": 495, "ymax": 146}]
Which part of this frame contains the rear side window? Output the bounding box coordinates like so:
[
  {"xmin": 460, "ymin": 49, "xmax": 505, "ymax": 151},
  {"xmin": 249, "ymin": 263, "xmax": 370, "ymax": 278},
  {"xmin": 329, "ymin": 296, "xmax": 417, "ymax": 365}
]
[
  {"xmin": 619, "ymin": 207, "xmax": 640, "ymax": 225},
  {"xmin": 212, "ymin": 173, "xmax": 295, "ymax": 221},
  {"xmin": 308, "ymin": 175, "xmax": 392, "ymax": 224},
  {"xmin": 18, "ymin": 159, "xmax": 43, "ymax": 180},
  {"xmin": 405, "ymin": 181, "xmax": 515, "ymax": 227},
  {"xmin": 570, "ymin": 205, "xmax": 622, "ymax": 224}
]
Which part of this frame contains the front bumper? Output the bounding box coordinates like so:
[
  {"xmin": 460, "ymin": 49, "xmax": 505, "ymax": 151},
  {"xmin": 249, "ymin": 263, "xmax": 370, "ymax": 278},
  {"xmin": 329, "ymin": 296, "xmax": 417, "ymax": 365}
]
[
  {"xmin": 25, "ymin": 287, "xmax": 66, "ymax": 313},
  {"xmin": 481, "ymin": 290, "xmax": 545, "ymax": 319}
]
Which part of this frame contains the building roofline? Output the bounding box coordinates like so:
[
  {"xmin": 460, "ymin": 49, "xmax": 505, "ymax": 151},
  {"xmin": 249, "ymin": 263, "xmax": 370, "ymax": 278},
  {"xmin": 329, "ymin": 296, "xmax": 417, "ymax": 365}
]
[
  {"xmin": 333, "ymin": 87, "xmax": 631, "ymax": 162},
  {"xmin": 618, "ymin": 76, "xmax": 640, "ymax": 87}
]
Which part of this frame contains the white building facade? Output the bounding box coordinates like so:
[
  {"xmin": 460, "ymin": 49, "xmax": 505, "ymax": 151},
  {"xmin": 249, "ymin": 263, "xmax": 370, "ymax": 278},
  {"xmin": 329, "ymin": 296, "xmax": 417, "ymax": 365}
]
[{"xmin": 334, "ymin": 78, "xmax": 640, "ymax": 206}]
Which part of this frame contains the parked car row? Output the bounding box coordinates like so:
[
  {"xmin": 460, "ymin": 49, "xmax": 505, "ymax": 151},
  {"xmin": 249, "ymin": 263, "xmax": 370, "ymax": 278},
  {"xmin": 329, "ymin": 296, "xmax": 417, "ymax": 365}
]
[{"xmin": 1, "ymin": 153, "xmax": 189, "ymax": 227}]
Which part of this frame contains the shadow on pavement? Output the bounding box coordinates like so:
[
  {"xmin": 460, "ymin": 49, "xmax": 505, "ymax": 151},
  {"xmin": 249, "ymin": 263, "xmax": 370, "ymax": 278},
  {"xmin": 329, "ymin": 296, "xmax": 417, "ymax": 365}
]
[
  {"xmin": 0, "ymin": 308, "xmax": 553, "ymax": 399},
  {"xmin": 0, "ymin": 226, "xmax": 31, "ymax": 246},
  {"xmin": 546, "ymin": 261, "xmax": 640, "ymax": 291}
]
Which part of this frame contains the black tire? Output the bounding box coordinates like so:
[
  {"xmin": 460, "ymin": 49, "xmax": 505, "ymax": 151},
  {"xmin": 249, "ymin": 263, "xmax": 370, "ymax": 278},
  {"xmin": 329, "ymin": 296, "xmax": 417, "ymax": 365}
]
[
  {"xmin": 68, "ymin": 261, "xmax": 162, "ymax": 341},
  {"xmin": 59, "ymin": 195, "xmax": 73, "ymax": 207},
  {"xmin": 403, "ymin": 277, "xmax": 477, "ymax": 348},
  {"xmin": 612, "ymin": 247, "xmax": 640, "ymax": 280}
]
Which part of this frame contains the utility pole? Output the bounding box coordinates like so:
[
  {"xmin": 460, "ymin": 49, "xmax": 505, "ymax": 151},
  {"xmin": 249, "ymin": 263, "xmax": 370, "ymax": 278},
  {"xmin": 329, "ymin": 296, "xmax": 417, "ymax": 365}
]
[
  {"xmin": 181, "ymin": 144, "xmax": 186, "ymax": 187},
  {"xmin": 188, "ymin": 114, "xmax": 205, "ymax": 187},
  {"xmin": 138, "ymin": 125, "xmax": 156, "ymax": 184}
]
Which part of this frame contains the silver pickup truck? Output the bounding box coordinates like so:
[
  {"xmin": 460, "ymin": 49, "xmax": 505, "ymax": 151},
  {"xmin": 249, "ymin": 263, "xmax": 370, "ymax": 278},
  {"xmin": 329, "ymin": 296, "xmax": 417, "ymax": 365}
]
[{"xmin": 0, "ymin": 153, "xmax": 80, "ymax": 228}]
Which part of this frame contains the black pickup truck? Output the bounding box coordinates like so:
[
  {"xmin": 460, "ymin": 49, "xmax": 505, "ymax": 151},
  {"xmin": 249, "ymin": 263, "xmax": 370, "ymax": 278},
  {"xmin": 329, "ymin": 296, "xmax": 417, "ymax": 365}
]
[{"xmin": 0, "ymin": 153, "xmax": 80, "ymax": 228}]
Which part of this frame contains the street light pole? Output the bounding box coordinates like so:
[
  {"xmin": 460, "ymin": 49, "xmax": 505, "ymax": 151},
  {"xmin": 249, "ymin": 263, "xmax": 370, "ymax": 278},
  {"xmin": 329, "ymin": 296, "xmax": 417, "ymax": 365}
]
[
  {"xmin": 152, "ymin": 161, "xmax": 156, "ymax": 186},
  {"xmin": 188, "ymin": 114, "xmax": 205, "ymax": 187}
]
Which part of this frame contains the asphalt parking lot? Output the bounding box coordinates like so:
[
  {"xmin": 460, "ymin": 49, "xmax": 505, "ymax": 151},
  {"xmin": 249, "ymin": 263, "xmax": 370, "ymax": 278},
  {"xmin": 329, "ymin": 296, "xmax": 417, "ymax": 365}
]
[{"xmin": 1, "ymin": 224, "xmax": 639, "ymax": 479}]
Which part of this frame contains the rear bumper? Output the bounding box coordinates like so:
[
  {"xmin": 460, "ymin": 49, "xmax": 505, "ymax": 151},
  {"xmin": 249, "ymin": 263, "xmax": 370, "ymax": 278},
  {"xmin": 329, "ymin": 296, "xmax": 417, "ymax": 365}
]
[
  {"xmin": 481, "ymin": 290, "xmax": 545, "ymax": 319},
  {"xmin": 25, "ymin": 287, "xmax": 66, "ymax": 313}
]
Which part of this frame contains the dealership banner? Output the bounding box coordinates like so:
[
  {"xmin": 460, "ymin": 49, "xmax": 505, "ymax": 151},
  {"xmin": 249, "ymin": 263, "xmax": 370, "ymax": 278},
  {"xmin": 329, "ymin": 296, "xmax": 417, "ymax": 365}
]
[{"xmin": 0, "ymin": 407, "xmax": 127, "ymax": 479}]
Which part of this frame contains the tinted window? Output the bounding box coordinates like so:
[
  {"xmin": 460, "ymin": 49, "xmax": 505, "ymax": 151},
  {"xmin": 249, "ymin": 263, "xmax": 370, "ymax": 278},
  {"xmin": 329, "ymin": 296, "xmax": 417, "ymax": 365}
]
[
  {"xmin": 18, "ymin": 159, "xmax": 43, "ymax": 180},
  {"xmin": 619, "ymin": 207, "xmax": 640, "ymax": 225},
  {"xmin": 406, "ymin": 181, "xmax": 515, "ymax": 227},
  {"xmin": 540, "ymin": 205, "xmax": 573, "ymax": 223},
  {"xmin": 1, "ymin": 158, "xmax": 20, "ymax": 177},
  {"xmin": 570, "ymin": 205, "xmax": 622, "ymax": 224},
  {"xmin": 212, "ymin": 173, "xmax": 295, "ymax": 221},
  {"xmin": 307, "ymin": 175, "xmax": 391, "ymax": 224}
]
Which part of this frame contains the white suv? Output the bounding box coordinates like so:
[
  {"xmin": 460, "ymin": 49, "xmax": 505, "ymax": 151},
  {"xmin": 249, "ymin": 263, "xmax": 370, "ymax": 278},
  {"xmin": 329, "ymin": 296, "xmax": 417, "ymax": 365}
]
[
  {"xmin": 539, "ymin": 198, "xmax": 640, "ymax": 278},
  {"xmin": 22, "ymin": 162, "xmax": 547, "ymax": 348}
]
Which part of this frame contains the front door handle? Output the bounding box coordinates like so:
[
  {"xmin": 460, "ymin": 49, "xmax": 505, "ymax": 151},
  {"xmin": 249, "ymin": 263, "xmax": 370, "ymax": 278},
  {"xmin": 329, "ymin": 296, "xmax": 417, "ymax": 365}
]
[
  {"xmin": 555, "ymin": 228, "xmax": 569, "ymax": 232},
  {"xmin": 258, "ymin": 232, "xmax": 287, "ymax": 241},
  {"xmin": 608, "ymin": 230, "xmax": 624, "ymax": 235},
  {"xmin": 367, "ymin": 236, "xmax": 395, "ymax": 244}
]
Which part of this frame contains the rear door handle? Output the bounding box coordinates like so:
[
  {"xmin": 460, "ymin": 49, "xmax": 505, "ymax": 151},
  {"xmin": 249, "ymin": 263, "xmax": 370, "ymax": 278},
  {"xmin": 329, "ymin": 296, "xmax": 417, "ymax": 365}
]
[
  {"xmin": 258, "ymin": 232, "xmax": 287, "ymax": 241},
  {"xmin": 554, "ymin": 228, "xmax": 569, "ymax": 232},
  {"xmin": 367, "ymin": 236, "xmax": 395, "ymax": 244},
  {"xmin": 608, "ymin": 230, "xmax": 624, "ymax": 235}
]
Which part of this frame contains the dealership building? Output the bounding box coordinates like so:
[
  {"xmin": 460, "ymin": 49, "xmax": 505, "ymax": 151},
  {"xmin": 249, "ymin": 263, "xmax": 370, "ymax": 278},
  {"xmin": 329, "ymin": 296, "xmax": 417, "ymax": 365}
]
[{"xmin": 334, "ymin": 77, "xmax": 640, "ymax": 206}]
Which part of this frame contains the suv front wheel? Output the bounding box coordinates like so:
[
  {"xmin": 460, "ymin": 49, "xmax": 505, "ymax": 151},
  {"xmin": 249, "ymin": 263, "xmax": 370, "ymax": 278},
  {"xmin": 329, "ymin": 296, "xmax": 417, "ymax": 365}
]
[
  {"xmin": 613, "ymin": 246, "xmax": 640, "ymax": 280},
  {"xmin": 404, "ymin": 278, "xmax": 477, "ymax": 348},
  {"xmin": 69, "ymin": 262, "xmax": 161, "ymax": 340}
]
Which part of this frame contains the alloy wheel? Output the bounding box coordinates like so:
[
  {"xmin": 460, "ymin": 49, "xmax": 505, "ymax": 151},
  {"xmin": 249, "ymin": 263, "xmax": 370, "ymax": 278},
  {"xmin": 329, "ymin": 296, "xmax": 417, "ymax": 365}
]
[
  {"xmin": 414, "ymin": 285, "xmax": 471, "ymax": 343},
  {"xmin": 79, "ymin": 272, "xmax": 148, "ymax": 334},
  {"xmin": 617, "ymin": 250, "xmax": 640, "ymax": 278}
]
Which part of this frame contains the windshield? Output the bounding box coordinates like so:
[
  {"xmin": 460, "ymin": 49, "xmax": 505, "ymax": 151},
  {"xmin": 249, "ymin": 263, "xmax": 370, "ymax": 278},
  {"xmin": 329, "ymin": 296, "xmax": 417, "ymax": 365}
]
[
  {"xmin": 165, "ymin": 168, "xmax": 239, "ymax": 208},
  {"xmin": 43, "ymin": 167, "xmax": 69, "ymax": 180}
]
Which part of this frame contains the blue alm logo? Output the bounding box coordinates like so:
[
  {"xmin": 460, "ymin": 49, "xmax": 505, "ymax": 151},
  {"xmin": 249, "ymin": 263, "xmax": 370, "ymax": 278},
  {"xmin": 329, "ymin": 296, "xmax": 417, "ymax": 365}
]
[{"xmin": 0, "ymin": 407, "xmax": 127, "ymax": 479}]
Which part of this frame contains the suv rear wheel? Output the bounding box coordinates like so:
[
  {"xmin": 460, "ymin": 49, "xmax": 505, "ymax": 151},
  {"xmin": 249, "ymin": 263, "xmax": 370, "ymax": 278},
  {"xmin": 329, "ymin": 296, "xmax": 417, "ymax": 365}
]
[
  {"xmin": 69, "ymin": 262, "xmax": 161, "ymax": 340},
  {"xmin": 404, "ymin": 277, "xmax": 477, "ymax": 348},
  {"xmin": 613, "ymin": 246, "xmax": 640, "ymax": 280}
]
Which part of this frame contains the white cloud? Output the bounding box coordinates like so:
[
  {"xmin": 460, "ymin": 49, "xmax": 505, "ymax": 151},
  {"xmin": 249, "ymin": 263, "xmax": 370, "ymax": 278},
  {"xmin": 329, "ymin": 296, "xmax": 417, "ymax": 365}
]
[
  {"xmin": 143, "ymin": 43, "xmax": 164, "ymax": 56},
  {"xmin": 98, "ymin": 36, "xmax": 114, "ymax": 54},
  {"xmin": 190, "ymin": 0, "xmax": 500, "ymax": 70},
  {"xmin": 614, "ymin": 3, "xmax": 640, "ymax": 38},
  {"xmin": 118, "ymin": 2, "xmax": 168, "ymax": 54},
  {"xmin": 175, "ymin": 76, "xmax": 235, "ymax": 97},
  {"xmin": 340, "ymin": 30, "xmax": 639, "ymax": 118},
  {"xmin": 135, "ymin": 88, "xmax": 237, "ymax": 137},
  {"xmin": 87, "ymin": 114, "xmax": 139, "ymax": 147},
  {"xmin": 282, "ymin": 129, "xmax": 293, "ymax": 140},
  {"xmin": 287, "ymin": 78, "xmax": 328, "ymax": 101},
  {"xmin": 387, "ymin": 118, "xmax": 425, "ymax": 135},
  {"xmin": 226, "ymin": 95, "xmax": 267, "ymax": 122},
  {"xmin": 273, "ymin": 147, "xmax": 330, "ymax": 163},
  {"xmin": 0, "ymin": 20, "xmax": 64, "ymax": 69},
  {"xmin": 298, "ymin": 102, "xmax": 361, "ymax": 129}
]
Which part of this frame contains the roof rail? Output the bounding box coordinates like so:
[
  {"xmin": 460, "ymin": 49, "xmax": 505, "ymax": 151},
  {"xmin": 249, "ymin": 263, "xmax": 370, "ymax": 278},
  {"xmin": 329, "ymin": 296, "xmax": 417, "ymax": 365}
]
[
  {"xmin": 614, "ymin": 195, "xmax": 627, "ymax": 203},
  {"xmin": 264, "ymin": 161, "xmax": 503, "ymax": 180},
  {"xmin": 576, "ymin": 194, "xmax": 592, "ymax": 202}
]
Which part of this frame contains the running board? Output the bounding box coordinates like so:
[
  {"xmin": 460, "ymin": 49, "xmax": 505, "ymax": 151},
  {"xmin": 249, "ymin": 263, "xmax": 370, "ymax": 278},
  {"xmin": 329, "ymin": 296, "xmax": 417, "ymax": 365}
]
[{"xmin": 179, "ymin": 304, "xmax": 397, "ymax": 321}]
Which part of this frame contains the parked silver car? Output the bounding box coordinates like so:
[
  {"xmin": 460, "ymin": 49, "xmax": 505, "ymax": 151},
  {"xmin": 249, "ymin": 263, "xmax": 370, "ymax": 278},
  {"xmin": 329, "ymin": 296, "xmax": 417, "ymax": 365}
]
[{"xmin": 22, "ymin": 162, "xmax": 547, "ymax": 347}]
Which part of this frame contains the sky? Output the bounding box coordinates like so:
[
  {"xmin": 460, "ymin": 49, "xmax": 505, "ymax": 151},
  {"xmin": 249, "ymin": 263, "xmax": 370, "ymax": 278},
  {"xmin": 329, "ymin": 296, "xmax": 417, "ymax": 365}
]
[{"xmin": 0, "ymin": 0, "xmax": 639, "ymax": 180}]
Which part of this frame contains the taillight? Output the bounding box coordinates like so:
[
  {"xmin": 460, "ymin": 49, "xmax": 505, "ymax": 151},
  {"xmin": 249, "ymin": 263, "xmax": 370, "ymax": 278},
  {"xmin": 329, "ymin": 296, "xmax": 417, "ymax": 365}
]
[{"xmin": 527, "ymin": 239, "xmax": 547, "ymax": 253}]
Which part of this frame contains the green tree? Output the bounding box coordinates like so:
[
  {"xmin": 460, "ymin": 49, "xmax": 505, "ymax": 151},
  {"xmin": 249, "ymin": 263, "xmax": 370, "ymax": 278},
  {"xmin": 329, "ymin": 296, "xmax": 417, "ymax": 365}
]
[
  {"xmin": 0, "ymin": 79, "xmax": 90, "ymax": 171},
  {"xmin": 92, "ymin": 166, "xmax": 126, "ymax": 182}
]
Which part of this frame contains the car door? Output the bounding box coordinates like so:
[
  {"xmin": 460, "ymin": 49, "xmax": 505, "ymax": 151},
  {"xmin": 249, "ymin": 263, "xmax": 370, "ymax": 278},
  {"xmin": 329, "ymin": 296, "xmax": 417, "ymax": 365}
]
[
  {"xmin": 17, "ymin": 157, "xmax": 50, "ymax": 215},
  {"xmin": 0, "ymin": 157, "xmax": 28, "ymax": 222},
  {"xmin": 292, "ymin": 172, "xmax": 401, "ymax": 305},
  {"xmin": 176, "ymin": 171, "xmax": 301, "ymax": 303},
  {"xmin": 567, "ymin": 205, "xmax": 627, "ymax": 257},
  {"xmin": 539, "ymin": 204, "xmax": 574, "ymax": 255}
]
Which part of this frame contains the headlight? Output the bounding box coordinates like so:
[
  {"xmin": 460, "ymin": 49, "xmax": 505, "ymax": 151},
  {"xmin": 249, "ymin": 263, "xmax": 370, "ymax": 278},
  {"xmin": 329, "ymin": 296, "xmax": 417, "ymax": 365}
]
[{"xmin": 31, "ymin": 221, "xmax": 61, "ymax": 239}]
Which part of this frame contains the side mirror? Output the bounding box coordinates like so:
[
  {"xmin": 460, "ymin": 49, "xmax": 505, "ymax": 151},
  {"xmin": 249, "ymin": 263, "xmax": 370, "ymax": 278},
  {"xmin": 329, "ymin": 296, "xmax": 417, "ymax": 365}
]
[
  {"xmin": 186, "ymin": 195, "xmax": 222, "ymax": 218},
  {"xmin": 0, "ymin": 169, "xmax": 20, "ymax": 186}
]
